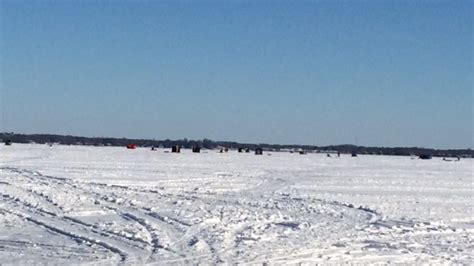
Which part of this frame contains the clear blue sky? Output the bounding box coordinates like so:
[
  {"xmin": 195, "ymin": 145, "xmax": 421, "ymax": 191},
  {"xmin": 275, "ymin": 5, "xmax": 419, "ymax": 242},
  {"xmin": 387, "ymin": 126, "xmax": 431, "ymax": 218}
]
[{"xmin": 1, "ymin": 1, "xmax": 472, "ymax": 149}]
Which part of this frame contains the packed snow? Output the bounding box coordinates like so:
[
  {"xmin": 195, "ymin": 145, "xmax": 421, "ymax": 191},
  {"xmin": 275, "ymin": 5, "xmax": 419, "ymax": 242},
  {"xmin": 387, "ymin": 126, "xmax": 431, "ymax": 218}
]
[{"xmin": 0, "ymin": 144, "xmax": 472, "ymax": 264}]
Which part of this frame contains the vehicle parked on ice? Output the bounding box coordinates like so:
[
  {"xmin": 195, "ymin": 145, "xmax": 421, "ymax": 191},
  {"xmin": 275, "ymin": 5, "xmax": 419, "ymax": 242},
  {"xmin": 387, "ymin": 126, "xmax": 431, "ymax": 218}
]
[{"xmin": 418, "ymin": 154, "xmax": 432, "ymax": 160}]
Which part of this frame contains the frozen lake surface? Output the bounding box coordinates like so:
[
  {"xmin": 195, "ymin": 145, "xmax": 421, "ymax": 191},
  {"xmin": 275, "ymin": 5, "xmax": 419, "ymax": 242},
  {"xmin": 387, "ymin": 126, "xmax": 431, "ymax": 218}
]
[{"xmin": 0, "ymin": 144, "xmax": 472, "ymax": 264}]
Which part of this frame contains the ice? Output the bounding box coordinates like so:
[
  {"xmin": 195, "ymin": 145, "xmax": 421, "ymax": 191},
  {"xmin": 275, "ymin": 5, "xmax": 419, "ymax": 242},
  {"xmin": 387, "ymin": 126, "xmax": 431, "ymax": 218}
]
[{"xmin": 0, "ymin": 144, "xmax": 472, "ymax": 264}]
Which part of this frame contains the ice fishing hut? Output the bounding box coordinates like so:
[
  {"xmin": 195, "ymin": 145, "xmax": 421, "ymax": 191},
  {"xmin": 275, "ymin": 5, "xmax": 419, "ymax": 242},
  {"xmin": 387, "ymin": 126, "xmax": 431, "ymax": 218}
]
[
  {"xmin": 171, "ymin": 145, "xmax": 181, "ymax": 153},
  {"xmin": 4, "ymin": 140, "xmax": 12, "ymax": 146},
  {"xmin": 255, "ymin": 148, "xmax": 263, "ymax": 155},
  {"xmin": 192, "ymin": 146, "xmax": 201, "ymax": 153},
  {"xmin": 126, "ymin": 144, "xmax": 137, "ymax": 149},
  {"xmin": 238, "ymin": 147, "xmax": 244, "ymax": 153},
  {"xmin": 351, "ymin": 152, "xmax": 357, "ymax": 157}
]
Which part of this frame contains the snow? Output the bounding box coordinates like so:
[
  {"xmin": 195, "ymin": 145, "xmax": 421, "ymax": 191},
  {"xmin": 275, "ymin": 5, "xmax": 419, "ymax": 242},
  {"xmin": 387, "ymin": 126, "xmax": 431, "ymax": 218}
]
[{"xmin": 0, "ymin": 144, "xmax": 472, "ymax": 264}]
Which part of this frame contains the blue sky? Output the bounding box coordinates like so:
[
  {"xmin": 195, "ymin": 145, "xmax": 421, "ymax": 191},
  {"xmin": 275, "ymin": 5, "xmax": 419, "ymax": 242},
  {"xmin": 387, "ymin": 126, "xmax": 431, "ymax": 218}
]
[{"xmin": 1, "ymin": 1, "xmax": 472, "ymax": 149}]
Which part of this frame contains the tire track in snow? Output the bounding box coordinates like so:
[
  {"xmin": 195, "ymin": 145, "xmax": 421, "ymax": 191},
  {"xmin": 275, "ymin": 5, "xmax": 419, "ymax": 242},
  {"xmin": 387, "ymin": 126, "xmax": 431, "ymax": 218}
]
[
  {"xmin": 0, "ymin": 174, "xmax": 154, "ymax": 249},
  {"xmin": 0, "ymin": 206, "xmax": 128, "ymax": 263},
  {"xmin": 3, "ymin": 165, "xmax": 465, "ymax": 264},
  {"xmin": 0, "ymin": 191, "xmax": 156, "ymax": 263},
  {"xmin": 0, "ymin": 166, "xmax": 197, "ymax": 263},
  {"xmin": 0, "ymin": 167, "xmax": 155, "ymax": 263}
]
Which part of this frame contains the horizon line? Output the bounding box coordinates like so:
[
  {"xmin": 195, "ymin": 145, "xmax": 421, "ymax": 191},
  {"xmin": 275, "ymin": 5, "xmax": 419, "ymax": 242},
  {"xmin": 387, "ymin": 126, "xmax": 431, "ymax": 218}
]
[{"xmin": 1, "ymin": 131, "xmax": 472, "ymax": 151}]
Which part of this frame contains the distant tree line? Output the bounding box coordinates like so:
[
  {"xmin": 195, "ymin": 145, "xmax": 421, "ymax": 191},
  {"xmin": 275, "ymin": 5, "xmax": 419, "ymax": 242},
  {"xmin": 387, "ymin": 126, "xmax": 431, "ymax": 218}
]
[{"xmin": 0, "ymin": 132, "xmax": 472, "ymax": 158}]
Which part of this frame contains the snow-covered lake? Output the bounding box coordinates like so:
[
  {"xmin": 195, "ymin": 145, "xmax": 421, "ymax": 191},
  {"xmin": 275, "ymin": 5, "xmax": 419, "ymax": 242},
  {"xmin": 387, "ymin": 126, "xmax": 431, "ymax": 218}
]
[{"xmin": 0, "ymin": 144, "xmax": 472, "ymax": 264}]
